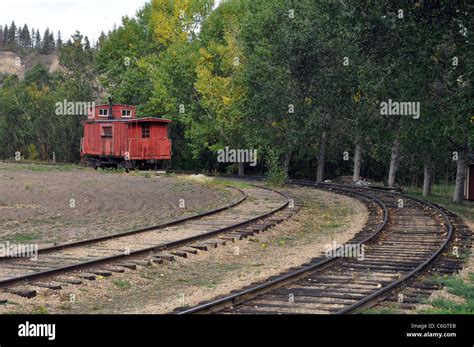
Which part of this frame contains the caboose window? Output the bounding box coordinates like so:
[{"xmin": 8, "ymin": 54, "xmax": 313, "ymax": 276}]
[
  {"xmin": 121, "ymin": 109, "xmax": 132, "ymax": 118},
  {"xmin": 98, "ymin": 109, "xmax": 109, "ymax": 117},
  {"xmin": 101, "ymin": 126, "xmax": 112, "ymax": 137},
  {"xmin": 142, "ymin": 124, "xmax": 150, "ymax": 138}
]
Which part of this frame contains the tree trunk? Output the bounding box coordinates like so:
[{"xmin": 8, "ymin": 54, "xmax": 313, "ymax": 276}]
[
  {"xmin": 453, "ymin": 145, "xmax": 468, "ymax": 204},
  {"xmin": 284, "ymin": 150, "xmax": 292, "ymax": 176},
  {"xmin": 238, "ymin": 162, "xmax": 244, "ymax": 176},
  {"xmin": 353, "ymin": 140, "xmax": 362, "ymax": 182},
  {"xmin": 423, "ymin": 161, "xmax": 432, "ymax": 197},
  {"xmin": 388, "ymin": 128, "xmax": 401, "ymax": 187},
  {"xmin": 316, "ymin": 132, "xmax": 327, "ymax": 183}
]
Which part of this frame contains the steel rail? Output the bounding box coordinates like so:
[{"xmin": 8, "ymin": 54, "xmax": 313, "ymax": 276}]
[
  {"xmin": 177, "ymin": 178, "xmax": 453, "ymax": 314},
  {"xmin": 26, "ymin": 186, "xmax": 247, "ymax": 256},
  {"xmin": 177, "ymin": 184, "xmax": 388, "ymax": 314},
  {"xmin": 335, "ymin": 191, "xmax": 453, "ymax": 314},
  {"xmin": 0, "ymin": 185, "xmax": 291, "ymax": 288}
]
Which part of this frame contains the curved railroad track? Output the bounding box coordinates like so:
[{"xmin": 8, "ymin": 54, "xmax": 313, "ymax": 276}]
[
  {"xmin": 0, "ymin": 184, "xmax": 300, "ymax": 298},
  {"xmin": 176, "ymin": 180, "xmax": 461, "ymax": 314}
]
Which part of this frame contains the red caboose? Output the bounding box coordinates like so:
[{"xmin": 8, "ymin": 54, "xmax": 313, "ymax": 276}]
[{"xmin": 80, "ymin": 101, "xmax": 171, "ymax": 169}]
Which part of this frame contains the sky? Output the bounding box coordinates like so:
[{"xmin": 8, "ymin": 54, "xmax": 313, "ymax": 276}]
[
  {"xmin": 0, "ymin": 0, "xmax": 223, "ymax": 44},
  {"xmin": 0, "ymin": 0, "xmax": 149, "ymax": 45}
]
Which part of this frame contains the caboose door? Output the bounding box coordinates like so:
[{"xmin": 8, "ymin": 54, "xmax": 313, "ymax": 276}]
[
  {"xmin": 101, "ymin": 138, "xmax": 112, "ymax": 156},
  {"xmin": 100, "ymin": 125, "xmax": 113, "ymax": 156}
]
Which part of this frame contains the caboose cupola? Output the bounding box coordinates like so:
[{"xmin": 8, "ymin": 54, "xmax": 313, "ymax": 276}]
[{"xmin": 88, "ymin": 102, "xmax": 137, "ymax": 120}]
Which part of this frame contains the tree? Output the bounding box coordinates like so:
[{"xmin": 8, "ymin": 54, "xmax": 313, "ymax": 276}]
[
  {"xmin": 238, "ymin": 0, "xmax": 360, "ymax": 180},
  {"xmin": 84, "ymin": 36, "xmax": 91, "ymax": 50},
  {"xmin": 60, "ymin": 31, "xmax": 94, "ymax": 76},
  {"xmin": 56, "ymin": 31, "xmax": 63, "ymax": 49},
  {"xmin": 146, "ymin": 0, "xmax": 215, "ymax": 168},
  {"xmin": 0, "ymin": 36, "xmax": 97, "ymax": 162},
  {"xmin": 96, "ymin": 5, "xmax": 156, "ymax": 108},
  {"xmin": 96, "ymin": 31, "xmax": 106, "ymax": 49},
  {"xmin": 7, "ymin": 21, "xmax": 17, "ymax": 47},
  {"xmin": 20, "ymin": 24, "xmax": 31, "ymax": 47},
  {"xmin": 191, "ymin": 0, "xmax": 250, "ymax": 174},
  {"xmin": 3, "ymin": 25, "xmax": 8, "ymax": 47},
  {"xmin": 35, "ymin": 29, "xmax": 41, "ymax": 49},
  {"xmin": 31, "ymin": 28, "xmax": 36, "ymax": 47},
  {"xmin": 49, "ymin": 31, "xmax": 55, "ymax": 50},
  {"xmin": 42, "ymin": 28, "xmax": 56, "ymax": 53}
]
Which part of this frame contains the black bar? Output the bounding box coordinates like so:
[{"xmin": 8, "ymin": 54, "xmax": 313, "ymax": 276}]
[{"xmin": 0, "ymin": 314, "xmax": 471, "ymax": 346}]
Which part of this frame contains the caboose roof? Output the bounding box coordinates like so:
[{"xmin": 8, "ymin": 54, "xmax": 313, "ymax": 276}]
[
  {"xmin": 84, "ymin": 117, "xmax": 171, "ymax": 124},
  {"xmin": 94, "ymin": 103, "xmax": 136, "ymax": 108}
]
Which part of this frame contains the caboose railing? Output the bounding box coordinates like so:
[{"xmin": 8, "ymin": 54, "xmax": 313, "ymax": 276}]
[{"xmin": 126, "ymin": 137, "xmax": 170, "ymax": 159}]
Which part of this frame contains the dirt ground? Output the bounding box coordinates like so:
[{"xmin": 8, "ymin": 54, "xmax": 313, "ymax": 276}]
[
  {"xmin": 0, "ymin": 163, "xmax": 236, "ymax": 246},
  {"xmin": 0, "ymin": 185, "xmax": 369, "ymax": 314}
]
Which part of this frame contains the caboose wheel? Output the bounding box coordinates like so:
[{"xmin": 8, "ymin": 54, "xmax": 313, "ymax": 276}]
[
  {"xmin": 117, "ymin": 161, "xmax": 129, "ymax": 172},
  {"xmin": 87, "ymin": 158, "xmax": 100, "ymax": 170}
]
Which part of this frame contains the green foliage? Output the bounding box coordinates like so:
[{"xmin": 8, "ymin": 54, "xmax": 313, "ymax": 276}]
[
  {"xmin": 26, "ymin": 143, "xmax": 38, "ymax": 160},
  {"xmin": 0, "ymin": 20, "xmax": 60, "ymax": 55},
  {"xmin": 422, "ymin": 274, "xmax": 474, "ymax": 314},
  {"xmin": 0, "ymin": 0, "xmax": 471, "ymax": 193},
  {"xmin": 0, "ymin": 31, "xmax": 96, "ymax": 163},
  {"xmin": 265, "ymin": 148, "xmax": 287, "ymax": 186},
  {"xmin": 112, "ymin": 279, "xmax": 132, "ymax": 289},
  {"xmin": 95, "ymin": 6, "xmax": 155, "ymax": 108}
]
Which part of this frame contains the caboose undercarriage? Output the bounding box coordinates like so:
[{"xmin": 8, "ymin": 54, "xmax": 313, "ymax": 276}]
[{"xmin": 83, "ymin": 155, "xmax": 169, "ymax": 170}]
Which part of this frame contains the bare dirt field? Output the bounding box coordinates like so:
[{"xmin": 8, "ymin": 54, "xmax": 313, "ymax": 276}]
[
  {"xmin": 0, "ymin": 163, "xmax": 236, "ymax": 246},
  {"xmin": 0, "ymin": 185, "xmax": 369, "ymax": 314}
]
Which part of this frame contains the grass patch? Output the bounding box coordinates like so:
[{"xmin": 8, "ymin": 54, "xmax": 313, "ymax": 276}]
[
  {"xmin": 406, "ymin": 184, "xmax": 473, "ymax": 222},
  {"xmin": 276, "ymin": 236, "xmax": 294, "ymax": 246},
  {"xmin": 59, "ymin": 303, "xmax": 72, "ymax": 310},
  {"xmin": 324, "ymin": 221, "xmax": 346, "ymax": 228},
  {"xmin": 423, "ymin": 298, "xmax": 473, "ymax": 314},
  {"xmin": 97, "ymin": 167, "xmax": 123, "ymax": 175},
  {"xmin": 13, "ymin": 233, "xmax": 37, "ymax": 242},
  {"xmin": 364, "ymin": 306, "xmax": 398, "ymax": 314},
  {"xmin": 204, "ymin": 178, "xmax": 253, "ymax": 189},
  {"xmin": 421, "ymin": 273, "xmax": 474, "ymax": 314},
  {"xmin": 0, "ymin": 163, "xmax": 79, "ymax": 172},
  {"xmin": 138, "ymin": 171, "xmax": 153, "ymax": 179},
  {"xmin": 112, "ymin": 279, "xmax": 132, "ymax": 290},
  {"xmin": 32, "ymin": 305, "xmax": 49, "ymax": 314}
]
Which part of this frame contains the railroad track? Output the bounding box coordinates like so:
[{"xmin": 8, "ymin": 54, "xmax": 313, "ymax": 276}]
[
  {"xmin": 0, "ymin": 184, "xmax": 301, "ymax": 299},
  {"xmin": 175, "ymin": 180, "xmax": 468, "ymax": 314}
]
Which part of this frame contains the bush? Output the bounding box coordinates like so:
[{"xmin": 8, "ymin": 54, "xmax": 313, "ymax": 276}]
[
  {"xmin": 265, "ymin": 149, "xmax": 287, "ymax": 186},
  {"xmin": 27, "ymin": 143, "xmax": 38, "ymax": 160},
  {"xmin": 225, "ymin": 163, "xmax": 238, "ymax": 175}
]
